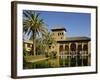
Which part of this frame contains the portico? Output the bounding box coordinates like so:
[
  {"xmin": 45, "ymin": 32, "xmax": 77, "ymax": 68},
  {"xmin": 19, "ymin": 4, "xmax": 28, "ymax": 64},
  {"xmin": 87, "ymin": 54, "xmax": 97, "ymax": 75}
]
[
  {"xmin": 51, "ymin": 27, "xmax": 91, "ymax": 67},
  {"xmin": 57, "ymin": 38, "xmax": 91, "ymax": 67}
]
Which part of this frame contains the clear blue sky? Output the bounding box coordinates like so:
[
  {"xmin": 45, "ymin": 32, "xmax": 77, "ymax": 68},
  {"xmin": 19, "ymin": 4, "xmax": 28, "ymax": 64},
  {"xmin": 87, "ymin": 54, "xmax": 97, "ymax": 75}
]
[
  {"xmin": 24, "ymin": 10, "xmax": 91, "ymax": 38},
  {"xmin": 35, "ymin": 11, "xmax": 91, "ymax": 37}
]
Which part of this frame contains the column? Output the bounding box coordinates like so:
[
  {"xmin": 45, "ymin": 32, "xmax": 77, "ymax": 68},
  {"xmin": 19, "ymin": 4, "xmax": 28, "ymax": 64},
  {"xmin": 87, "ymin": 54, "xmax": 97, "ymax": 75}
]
[
  {"xmin": 63, "ymin": 44, "xmax": 65, "ymax": 67},
  {"xmin": 57, "ymin": 44, "xmax": 60, "ymax": 67},
  {"xmin": 76, "ymin": 42, "xmax": 78, "ymax": 66},
  {"xmin": 82, "ymin": 42, "xmax": 84, "ymax": 66},
  {"xmin": 87, "ymin": 43, "xmax": 89, "ymax": 66},
  {"xmin": 88, "ymin": 42, "xmax": 91, "ymax": 66},
  {"xmin": 68, "ymin": 43, "xmax": 71, "ymax": 67}
]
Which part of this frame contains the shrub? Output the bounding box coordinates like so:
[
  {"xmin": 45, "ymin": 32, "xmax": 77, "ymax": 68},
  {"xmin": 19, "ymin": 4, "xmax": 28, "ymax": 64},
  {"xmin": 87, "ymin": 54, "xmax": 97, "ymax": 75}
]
[
  {"xmin": 23, "ymin": 49, "xmax": 28, "ymax": 56},
  {"xmin": 49, "ymin": 51, "xmax": 57, "ymax": 59},
  {"xmin": 45, "ymin": 52, "xmax": 49, "ymax": 57}
]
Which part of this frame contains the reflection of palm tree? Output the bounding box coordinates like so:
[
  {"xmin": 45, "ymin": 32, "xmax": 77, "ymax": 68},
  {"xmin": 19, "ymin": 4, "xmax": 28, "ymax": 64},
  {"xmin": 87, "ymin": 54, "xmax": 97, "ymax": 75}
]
[{"xmin": 23, "ymin": 11, "xmax": 47, "ymax": 56}]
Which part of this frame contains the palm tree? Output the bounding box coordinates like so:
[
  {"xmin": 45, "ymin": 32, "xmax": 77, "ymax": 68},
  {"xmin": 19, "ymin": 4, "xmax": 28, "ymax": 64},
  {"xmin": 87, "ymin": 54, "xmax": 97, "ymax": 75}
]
[{"xmin": 23, "ymin": 10, "xmax": 47, "ymax": 56}]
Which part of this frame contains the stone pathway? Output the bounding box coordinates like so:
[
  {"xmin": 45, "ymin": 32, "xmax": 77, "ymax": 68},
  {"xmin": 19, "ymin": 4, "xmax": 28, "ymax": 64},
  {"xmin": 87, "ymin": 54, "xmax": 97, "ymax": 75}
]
[
  {"xmin": 24, "ymin": 55, "xmax": 49, "ymax": 63},
  {"xmin": 26, "ymin": 57, "xmax": 49, "ymax": 63}
]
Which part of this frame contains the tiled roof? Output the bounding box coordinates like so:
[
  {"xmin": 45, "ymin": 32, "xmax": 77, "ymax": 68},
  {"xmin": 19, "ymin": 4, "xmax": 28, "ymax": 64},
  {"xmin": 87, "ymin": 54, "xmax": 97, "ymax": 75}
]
[
  {"xmin": 57, "ymin": 37, "xmax": 90, "ymax": 43},
  {"xmin": 66, "ymin": 37, "xmax": 90, "ymax": 41},
  {"xmin": 24, "ymin": 37, "xmax": 90, "ymax": 44},
  {"xmin": 51, "ymin": 27, "xmax": 67, "ymax": 32}
]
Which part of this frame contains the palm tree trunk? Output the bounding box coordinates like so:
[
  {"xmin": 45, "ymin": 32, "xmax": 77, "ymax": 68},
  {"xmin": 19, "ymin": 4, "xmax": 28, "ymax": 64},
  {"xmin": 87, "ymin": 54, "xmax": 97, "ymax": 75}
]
[{"xmin": 32, "ymin": 30, "xmax": 36, "ymax": 56}]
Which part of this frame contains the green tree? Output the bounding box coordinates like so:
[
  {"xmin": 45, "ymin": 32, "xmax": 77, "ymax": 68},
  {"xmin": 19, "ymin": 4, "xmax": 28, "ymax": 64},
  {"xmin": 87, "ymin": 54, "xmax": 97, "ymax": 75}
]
[
  {"xmin": 44, "ymin": 32, "xmax": 56, "ymax": 57},
  {"xmin": 23, "ymin": 10, "xmax": 47, "ymax": 56},
  {"xmin": 36, "ymin": 38, "xmax": 45, "ymax": 55}
]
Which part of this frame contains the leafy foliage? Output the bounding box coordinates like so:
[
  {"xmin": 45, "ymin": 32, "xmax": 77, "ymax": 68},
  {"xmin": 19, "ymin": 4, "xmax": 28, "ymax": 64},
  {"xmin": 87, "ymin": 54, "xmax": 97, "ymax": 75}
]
[
  {"xmin": 23, "ymin": 10, "xmax": 47, "ymax": 55},
  {"xmin": 49, "ymin": 51, "xmax": 57, "ymax": 59}
]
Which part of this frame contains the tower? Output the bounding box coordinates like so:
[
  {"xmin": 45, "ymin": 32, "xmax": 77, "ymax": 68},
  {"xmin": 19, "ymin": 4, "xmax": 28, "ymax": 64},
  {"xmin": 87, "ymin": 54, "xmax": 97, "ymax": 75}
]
[{"xmin": 51, "ymin": 27, "xmax": 67, "ymax": 41}]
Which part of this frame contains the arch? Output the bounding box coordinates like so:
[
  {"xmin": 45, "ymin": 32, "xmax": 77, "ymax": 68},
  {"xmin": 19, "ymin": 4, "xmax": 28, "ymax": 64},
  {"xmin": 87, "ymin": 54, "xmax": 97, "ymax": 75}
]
[
  {"xmin": 78, "ymin": 44, "xmax": 82, "ymax": 51},
  {"xmin": 70, "ymin": 43, "xmax": 76, "ymax": 51},
  {"xmin": 59, "ymin": 45, "xmax": 63, "ymax": 52},
  {"xmin": 83, "ymin": 44, "xmax": 88, "ymax": 51},
  {"xmin": 65, "ymin": 45, "xmax": 69, "ymax": 51}
]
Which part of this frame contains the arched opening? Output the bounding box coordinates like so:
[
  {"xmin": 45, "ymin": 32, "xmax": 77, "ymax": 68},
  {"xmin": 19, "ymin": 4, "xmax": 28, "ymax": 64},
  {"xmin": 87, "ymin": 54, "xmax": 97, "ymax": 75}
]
[
  {"xmin": 83, "ymin": 44, "xmax": 88, "ymax": 55},
  {"xmin": 59, "ymin": 45, "xmax": 63, "ymax": 52},
  {"xmin": 83, "ymin": 44, "xmax": 88, "ymax": 51},
  {"xmin": 83, "ymin": 44, "xmax": 88, "ymax": 66},
  {"xmin": 70, "ymin": 43, "xmax": 76, "ymax": 66},
  {"xmin": 70, "ymin": 43, "xmax": 76, "ymax": 51},
  {"xmin": 65, "ymin": 45, "xmax": 69, "ymax": 55},
  {"xmin": 78, "ymin": 45, "xmax": 82, "ymax": 52},
  {"xmin": 65, "ymin": 45, "xmax": 69, "ymax": 51},
  {"xmin": 77, "ymin": 44, "xmax": 82, "ymax": 66},
  {"xmin": 59, "ymin": 45, "xmax": 63, "ymax": 56}
]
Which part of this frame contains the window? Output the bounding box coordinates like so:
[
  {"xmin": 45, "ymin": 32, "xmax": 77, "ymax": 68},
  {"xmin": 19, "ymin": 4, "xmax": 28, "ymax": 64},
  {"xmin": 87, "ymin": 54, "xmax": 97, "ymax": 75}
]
[
  {"xmin": 58, "ymin": 33, "xmax": 59, "ymax": 36},
  {"xmin": 58, "ymin": 32, "xmax": 64, "ymax": 36},
  {"xmin": 27, "ymin": 43, "xmax": 30, "ymax": 47},
  {"xmin": 49, "ymin": 46, "xmax": 51, "ymax": 49}
]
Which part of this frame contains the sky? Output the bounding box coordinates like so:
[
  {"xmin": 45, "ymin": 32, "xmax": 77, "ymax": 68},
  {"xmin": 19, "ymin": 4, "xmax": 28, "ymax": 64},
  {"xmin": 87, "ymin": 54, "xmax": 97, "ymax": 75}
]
[
  {"xmin": 36, "ymin": 11, "xmax": 91, "ymax": 37},
  {"xmin": 23, "ymin": 10, "xmax": 91, "ymax": 40}
]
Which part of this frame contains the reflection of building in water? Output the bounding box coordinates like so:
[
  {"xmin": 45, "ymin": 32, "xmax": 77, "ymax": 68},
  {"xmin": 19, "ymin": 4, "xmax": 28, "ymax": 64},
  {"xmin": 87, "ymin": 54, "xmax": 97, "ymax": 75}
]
[{"xmin": 24, "ymin": 27, "xmax": 91, "ymax": 67}]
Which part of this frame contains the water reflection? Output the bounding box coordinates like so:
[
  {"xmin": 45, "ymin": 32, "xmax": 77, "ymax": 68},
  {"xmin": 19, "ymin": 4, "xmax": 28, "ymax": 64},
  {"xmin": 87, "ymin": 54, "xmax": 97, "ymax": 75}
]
[{"xmin": 23, "ymin": 53, "xmax": 90, "ymax": 69}]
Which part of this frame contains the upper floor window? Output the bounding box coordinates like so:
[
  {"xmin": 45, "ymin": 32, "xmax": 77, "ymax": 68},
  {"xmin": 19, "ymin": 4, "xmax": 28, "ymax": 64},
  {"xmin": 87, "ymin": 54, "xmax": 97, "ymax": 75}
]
[
  {"xmin": 58, "ymin": 33, "xmax": 59, "ymax": 36},
  {"xmin": 62, "ymin": 32, "xmax": 63, "ymax": 35},
  {"xmin": 58, "ymin": 32, "xmax": 64, "ymax": 36},
  {"xmin": 49, "ymin": 46, "xmax": 51, "ymax": 49}
]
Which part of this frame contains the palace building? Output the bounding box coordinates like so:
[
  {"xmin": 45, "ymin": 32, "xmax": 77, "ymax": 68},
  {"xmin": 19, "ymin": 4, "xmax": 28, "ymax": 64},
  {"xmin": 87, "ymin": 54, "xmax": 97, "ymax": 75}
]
[{"xmin": 24, "ymin": 27, "xmax": 91, "ymax": 67}]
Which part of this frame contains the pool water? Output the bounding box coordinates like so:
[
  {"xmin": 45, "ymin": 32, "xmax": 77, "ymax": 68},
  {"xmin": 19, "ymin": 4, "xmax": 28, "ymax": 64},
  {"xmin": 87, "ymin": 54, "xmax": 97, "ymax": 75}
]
[{"xmin": 23, "ymin": 56, "xmax": 90, "ymax": 69}]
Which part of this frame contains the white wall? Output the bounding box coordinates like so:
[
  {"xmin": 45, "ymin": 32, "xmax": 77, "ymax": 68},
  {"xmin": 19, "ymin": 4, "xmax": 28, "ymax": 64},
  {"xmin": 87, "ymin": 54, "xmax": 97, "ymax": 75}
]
[{"xmin": 0, "ymin": 0, "xmax": 100, "ymax": 80}]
